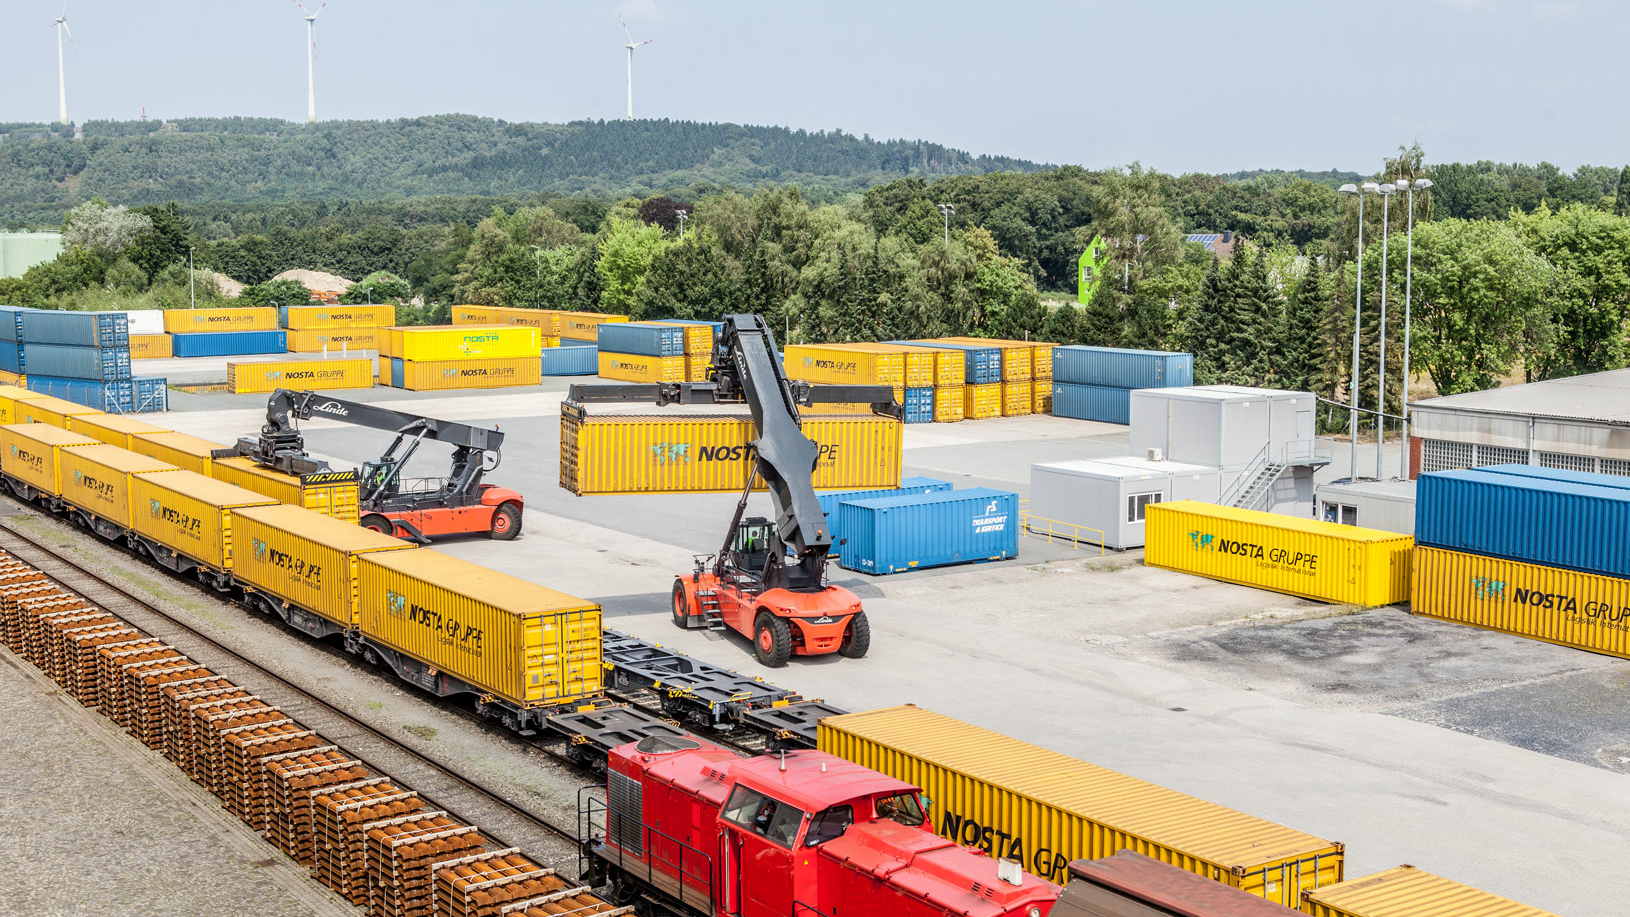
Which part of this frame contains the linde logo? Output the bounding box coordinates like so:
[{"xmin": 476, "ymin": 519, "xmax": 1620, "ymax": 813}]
[
  {"xmin": 938, "ymin": 811, "xmax": 1070, "ymax": 882},
  {"xmin": 1187, "ymin": 531, "xmax": 1316, "ymax": 572},
  {"xmin": 1470, "ymin": 577, "xmax": 1630, "ymax": 624},
  {"xmin": 802, "ymin": 356, "xmax": 857, "ymax": 373},
  {"xmin": 971, "ymin": 500, "xmax": 1007, "ymax": 534},
  {"xmin": 311, "ymin": 400, "xmax": 349, "ymax": 417},
  {"xmin": 385, "ymin": 589, "xmax": 484, "ymax": 654}
]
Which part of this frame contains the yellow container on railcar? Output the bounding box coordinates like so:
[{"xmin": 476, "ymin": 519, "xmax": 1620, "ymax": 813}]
[
  {"xmin": 597, "ymin": 352, "xmax": 686, "ymax": 383},
  {"xmin": 1145, "ymin": 501, "xmax": 1413, "ymax": 608},
  {"xmin": 356, "ymin": 550, "xmax": 603, "ymax": 708},
  {"xmin": 0, "ymin": 385, "xmax": 52, "ymax": 424},
  {"xmin": 285, "ymin": 329, "xmax": 383, "ymax": 353},
  {"xmin": 128, "ymin": 470, "xmax": 280, "ymax": 572},
  {"xmin": 130, "ymin": 431, "xmax": 227, "ymax": 477},
  {"xmin": 0, "ymin": 423, "xmax": 98, "ymax": 496},
  {"xmin": 282, "ymin": 305, "xmax": 395, "ymax": 330},
  {"xmin": 57, "ymin": 444, "xmax": 180, "ymax": 530},
  {"xmin": 226, "ymin": 358, "xmax": 374, "ymax": 394},
  {"xmin": 211, "ymin": 457, "xmax": 360, "ymax": 522},
  {"xmin": 129, "ymin": 334, "xmax": 172, "ymax": 359},
  {"xmin": 12, "ymin": 393, "xmax": 102, "ymax": 429},
  {"xmin": 67, "ymin": 414, "xmax": 166, "ymax": 450},
  {"xmin": 819, "ymin": 705, "xmax": 1344, "ymax": 907},
  {"xmin": 163, "ymin": 307, "xmax": 278, "ymax": 334},
  {"xmin": 232, "ymin": 504, "xmax": 416, "ymax": 629},
  {"xmin": 1299, "ymin": 865, "xmax": 1559, "ymax": 917}
]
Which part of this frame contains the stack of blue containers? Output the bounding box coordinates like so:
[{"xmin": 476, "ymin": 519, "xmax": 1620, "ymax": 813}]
[
  {"xmin": 834, "ymin": 485, "xmax": 1018, "ymax": 575},
  {"xmin": 1052, "ymin": 346, "xmax": 1193, "ymax": 424},
  {"xmin": 0, "ymin": 306, "xmax": 26, "ymax": 374},
  {"xmin": 18, "ymin": 310, "xmax": 168, "ymax": 413}
]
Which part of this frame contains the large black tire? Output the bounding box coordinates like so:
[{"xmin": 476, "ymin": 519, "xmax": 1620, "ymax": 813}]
[
  {"xmin": 752, "ymin": 613, "xmax": 792, "ymax": 668},
  {"xmin": 839, "ymin": 611, "xmax": 871, "ymax": 659},
  {"xmin": 671, "ymin": 580, "xmax": 694, "ymax": 630},
  {"xmin": 361, "ymin": 514, "xmax": 396, "ymax": 537},
  {"xmin": 490, "ymin": 503, "xmax": 521, "ymax": 540}
]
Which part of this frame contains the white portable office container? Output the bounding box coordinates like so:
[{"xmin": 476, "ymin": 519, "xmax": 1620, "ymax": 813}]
[
  {"xmin": 1028, "ymin": 456, "xmax": 1221, "ymax": 549},
  {"xmin": 1316, "ymin": 478, "xmax": 1417, "ymax": 535}
]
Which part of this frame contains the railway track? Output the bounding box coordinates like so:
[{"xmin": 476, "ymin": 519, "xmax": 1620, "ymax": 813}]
[{"xmin": 0, "ymin": 514, "xmax": 583, "ymax": 857}]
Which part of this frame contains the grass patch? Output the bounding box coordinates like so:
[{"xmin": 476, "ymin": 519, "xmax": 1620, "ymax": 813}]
[{"xmin": 402, "ymin": 725, "xmax": 438, "ymax": 740}]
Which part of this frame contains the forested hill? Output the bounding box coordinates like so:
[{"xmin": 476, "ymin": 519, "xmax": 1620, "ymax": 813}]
[{"xmin": 0, "ymin": 115, "xmax": 1045, "ymax": 225}]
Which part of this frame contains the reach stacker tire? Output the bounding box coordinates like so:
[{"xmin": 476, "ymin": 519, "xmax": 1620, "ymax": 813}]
[
  {"xmin": 753, "ymin": 613, "xmax": 792, "ymax": 668},
  {"xmin": 839, "ymin": 611, "xmax": 871, "ymax": 659},
  {"xmin": 671, "ymin": 580, "xmax": 696, "ymax": 630},
  {"xmin": 361, "ymin": 514, "xmax": 394, "ymax": 536},
  {"xmin": 490, "ymin": 503, "xmax": 521, "ymax": 540}
]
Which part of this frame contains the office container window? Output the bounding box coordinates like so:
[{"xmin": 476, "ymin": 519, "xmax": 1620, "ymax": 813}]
[
  {"xmin": 1539, "ymin": 451, "xmax": 1597, "ymax": 473},
  {"xmin": 1321, "ymin": 502, "xmax": 1357, "ymax": 526},
  {"xmin": 1127, "ymin": 491, "xmax": 1162, "ymax": 522},
  {"xmin": 1421, "ymin": 439, "xmax": 1473, "ymax": 473}
]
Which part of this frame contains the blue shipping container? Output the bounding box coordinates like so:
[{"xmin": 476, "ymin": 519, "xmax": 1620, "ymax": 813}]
[
  {"xmin": 0, "ymin": 306, "xmax": 28, "ymax": 343},
  {"xmin": 390, "ymin": 357, "xmax": 405, "ymax": 388},
  {"xmin": 20, "ymin": 310, "xmax": 129, "ymax": 348},
  {"xmin": 1478, "ymin": 463, "xmax": 1630, "ymax": 492},
  {"xmin": 0, "ymin": 340, "xmax": 24, "ymax": 374},
  {"xmin": 597, "ymin": 322, "xmax": 686, "ymax": 357},
  {"xmin": 556, "ymin": 338, "xmax": 598, "ymax": 348},
  {"xmin": 1416, "ymin": 468, "xmax": 1630, "ymax": 578},
  {"xmin": 1051, "ymin": 382, "xmax": 1132, "ymax": 424},
  {"xmin": 134, "ymin": 376, "xmax": 168, "ymax": 412},
  {"xmin": 836, "ymin": 486, "xmax": 1018, "ymax": 575},
  {"xmin": 1052, "ymin": 345, "xmax": 1194, "ymax": 388},
  {"xmin": 541, "ymin": 345, "xmax": 598, "ymax": 376},
  {"xmin": 169, "ymin": 330, "xmax": 287, "ymax": 358},
  {"xmin": 819, "ymin": 476, "xmax": 952, "ymax": 553},
  {"xmin": 23, "ymin": 343, "xmax": 132, "ymax": 381},
  {"xmin": 903, "ymin": 387, "xmax": 935, "ymax": 424},
  {"xmin": 890, "ymin": 341, "xmax": 1002, "ymax": 385},
  {"xmin": 26, "ymin": 374, "xmax": 165, "ymax": 412},
  {"xmin": 664, "ymin": 318, "xmax": 726, "ymax": 336}
]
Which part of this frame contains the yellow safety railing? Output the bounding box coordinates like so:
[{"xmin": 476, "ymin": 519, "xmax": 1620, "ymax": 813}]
[{"xmin": 1019, "ymin": 510, "xmax": 1106, "ymax": 554}]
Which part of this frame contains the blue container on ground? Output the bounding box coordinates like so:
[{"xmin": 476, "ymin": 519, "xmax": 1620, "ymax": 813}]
[
  {"xmin": 836, "ymin": 486, "xmax": 1018, "ymax": 575},
  {"xmin": 1051, "ymin": 381, "xmax": 1132, "ymax": 424},
  {"xmin": 541, "ymin": 344, "xmax": 598, "ymax": 376},
  {"xmin": 597, "ymin": 322, "xmax": 686, "ymax": 357},
  {"xmin": 903, "ymin": 387, "xmax": 935, "ymax": 424},
  {"xmin": 23, "ymin": 344, "xmax": 132, "ymax": 381},
  {"xmin": 1416, "ymin": 468, "xmax": 1630, "ymax": 578},
  {"xmin": 390, "ymin": 357, "xmax": 404, "ymax": 388},
  {"xmin": 1053, "ymin": 345, "xmax": 1193, "ymax": 389},
  {"xmin": 556, "ymin": 338, "xmax": 598, "ymax": 348},
  {"xmin": 0, "ymin": 340, "xmax": 24, "ymax": 374},
  {"xmin": 20, "ymin": 310, "xmax": 129, "ymax": 348},
  {"xmin": 28, "ymin": 374, "xmax": 133, "ymax": 411},
  {"xmin": 170, "ymin": 330, "xmax": 287, "ymax": 358},
  {"xmin": 890, "ymin": 341, "xmax": 1001, "ymax": 385},
  {"xmin": 0, "ymin": 306, "xmax": 29, "ymax": 343},
  {"xmin": 818, "ymin": 476, "xmax": 952, "ymax": 553},
  {"xmin": 133, "ymin": 376, "xmax": 168, "ymax": 412}
]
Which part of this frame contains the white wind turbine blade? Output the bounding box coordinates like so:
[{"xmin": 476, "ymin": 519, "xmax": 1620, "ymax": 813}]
[
  {"xmin": 61, "ymin": 18, "xmax": 75, "ymax": 48},
  {"xmin": 619, "ymin": 13, "xmax": 632, "ymax": 44}
]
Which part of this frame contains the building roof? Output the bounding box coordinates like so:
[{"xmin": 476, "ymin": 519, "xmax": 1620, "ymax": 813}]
[
  {"xmin": 1411, "ymin": 369, "xmax": 1630, "ymax": 426},
  {"xmin": 1036, "ymin": 457, "xmax": 1216, "ymax": 479}
]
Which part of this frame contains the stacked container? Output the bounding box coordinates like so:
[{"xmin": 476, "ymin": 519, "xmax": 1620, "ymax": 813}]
[
  {"xmin": 381, "ymin": 325, "xmax": 543, "ymax": 391},
  {"xmin": 555, "ymin": 311, "xmax": 628, "ymax": 342},
  {"xmin": 893, "ymin": 340, "xmax": 1001, "ymax": 420},
  {"xmin": 282, "ymin": 304, "xmax": 396, "ymax": 354},
  {"xmin": 226, "ymin": 358, "xmax": 373, "ymax": 394},
  {"xmin": 783, "ymin": 344, "xmax": 906, "ymax": 409},
  {"xmin": 595, "ymin": 322, "xmax": 688, "ymax": 383},
  {"xmin": 125, "ymin": 309, "xmax": 170, "ymax": 360},
  {"xmin": 656, "ymin": 321, "xmax": 714, "ymax": 381},
  {"xmin": 1052, "ymin": 346, "xmax": 1194, "ymax": 424},
  {"xmin": 1411, "ymin": 465, "xmax": 1630, "ymax": 660},
  {"xmin": 164, "ymin": 307, "xmax": 285, "ymax": 357},
  {"xmin": 16, "ymin": 311, "xmax": 167, "ymax": 414},
  {"xmin": 0, "ymin": 306, "xmax": 26, "ymax": 375},
  {"xmin": 451, "ymin": 304, "xmax": 563, "ymax": 336},
  {"xmin": 933, "ymin": 336, "xmax": 1036, "ymax": 417}
]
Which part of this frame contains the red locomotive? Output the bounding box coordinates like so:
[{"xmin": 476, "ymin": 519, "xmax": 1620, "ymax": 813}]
[{"xmin": 581, "ymin": 736, "xmax": 1061, "ymax": 917}]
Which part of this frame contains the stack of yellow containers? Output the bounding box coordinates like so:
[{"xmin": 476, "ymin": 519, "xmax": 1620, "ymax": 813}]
[
  {"xmin": 941, "ymin": 337, "xmax": 1034, "ymax": 417},
  {"xmin": 657, "ymin": 322, "xmax": 715, "ymax": 381},
  {"xmin": 283, "ymin": 305, "xmax": 396, "ymax": 354},
  {"xmin": 954, "ymin": 337, "xmax": 1053, "ymax": 414},
  {"xmin": 129, "ymin": 335, "xmax": 171, "ymax": 359},
  {"xmin": 380, "ymin": 325, "xmax": 543, "ymax": 391}
]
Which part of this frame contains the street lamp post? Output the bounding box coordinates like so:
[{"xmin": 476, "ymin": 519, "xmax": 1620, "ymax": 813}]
[
  {"xmin": 1399, "ymin": 177, "xmax": 1433, "ymax": 479},
  {"xmin": 1375, "ymin": 182, "xmax": 1396, "ymax": 481},
  {"xmin": 938, "ymin": 203, "xmax": 954, "ymax": 246},
  {"xmin": 188, "ymin": 247, "xmax": 196, "ymax": 309},
  {"xmin": 676, "ymin": 208, "xmax": 688, "ymax": 240},
  {"xmin": 1338, "ymin": 182, "xmax": 1379, "ymax": 480}
]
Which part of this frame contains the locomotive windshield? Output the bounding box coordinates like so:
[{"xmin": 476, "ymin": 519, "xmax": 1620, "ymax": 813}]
[
  {"xmin": 722, "ymin": 785, "xmax": 807, "ymax": 848},
  {"xmin": 875, "ymin": 792, "xmax": 926, "ymax": 826}
]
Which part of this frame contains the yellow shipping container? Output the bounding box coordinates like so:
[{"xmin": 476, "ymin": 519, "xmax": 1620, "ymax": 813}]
[
  {"xmin": 935, "ymin": 337, "xmax": 1034, "ymax": 381},
  {"xmin": 130, "ymin": 334, "xmax": 172, "ymax": 359},
  {"xmin": 130, "ymin": 431, "xmax": 226, "ymax": 477},
  {"xmin": 0, "ymin": 371, "xmax": 23, "ymax": 388},
  {"xmin": 1300, "ymin": 865, "xmax": 1559, "ymax": 917},
  {"xmin": 57, "ymin": 444, "xmax": 179, "ymax": 531},
  {"xmin": 1146, "ymin": 501, "xmax": 1413, "ymax": 607},
  {"xmin": 0, "ymin": 385, "xmax": 50, "ymax": 424},
  {"xmin": 556, "ymin": 311, "xmax": 628, "ymax": 341},
  {"xmin": 656, "ymin": 322, "xmax": 714, "ymax": 355},
  {"xmin": 0, "ymin": 423, "xmax": 98, "ymax": 496},
  {"xmin": 231, "ymin": 504, "xmax": 415, "ymax": 629},
  {"xmin": 945, "ymin": 337, "xmax": 1054, "ymax": 378},
  {"xmin": 559, "ymin": 406, "xmax": 902, "ymax": 495},
  {"xmin": 226, "ymin": 358, "xmax": 374, "ymax": 394},
  {"xmin": 963, "ymin": 383, "xmax": 1001, "ymax": 419},
  {"xmin": 395, "ymin": 357, "xmax": 542, "ymax": 391},
  {"xmin": 598, "ymin": 352, "xmax": 686, "ymax": 383},
  {"xmin": 12, "ymin": 394, "xmax": 102, "ymax": 429},
  {"xmin": 1412, "ymin": 545, "xmax": 1630, "ymax": 660},
  {"xmin": 356, "ymin": 550, "xmax": 603, "ymax": 707},
  {"xmin": 387, "ymin": 325, "xmax": 541, "ymax": 362},
  {"xmin": 283, "ymin": 305, "xmax": 395, "ymax": 329},
  {"xmin": 684, "ymin": 354, "xmax": 711, "ymax": 382},
  {"xmin": 783, "ymin": 344, "xmax": 905, "ymax": 389},
  {"xmin": 211, "ymin": 457, "xmax": 360, "ymax": 522},
  {"xmin": 163, "ymin": 307, "xmax": 278, "ymax": 333},
  {"xmin": 822, "ymin": 343, "xmax": 939, "ymax": 388},
  {"xmin": 451, "ymin": 305, "xmax": 495, "ymax": 325},
  {"xmin": 286, "ymin": 328, "xmax": 382, "ymax": 352},
  {"xmin": 934, "ymin": 386, "xmax": 965, "ymax": 422},
  {"xmin": 67, "ymin": 414, "xmax": 166, "ymax": 450},
  {"xmin": 129, "ymin": 470, "xmax": 280, "ymax": 572},
  {"xmin": 820, "ymin": 705, "xmax": 1344, "ymax": 906},
  {"xmin": 1032, "ymin": 376, "xmax": 1053, "ymax": 414},
  {"xmin": 453, "ymin": 305, "xmax": 564, "ymax": 333},
  {"xmin": 1001, "ymin": 381, "xmax": 1034, "ymax": 416}
]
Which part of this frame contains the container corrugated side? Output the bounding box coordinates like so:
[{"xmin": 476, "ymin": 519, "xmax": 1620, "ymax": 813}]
[
  {"xmin": 67, "ymin": 413, "xmax": 165, "ymax": 449},
  {"xmin": 226, "ymin": 358, "xmax": 373, "ymax": 394},
  {"xmin": 286, "ymin": 329, "xmax": 382, "ymax": 352},
  {"xmin": 391, "ymin": 325, "xmax": 541, "ymax": 361},
  {"xmin": 596, "ymin": 352, "xmax": 686, "ymax": 383},
  {"xmin": 1001, "ymin": 381, "xmax": 1033, "ymax": 416},
  {"xmin": 1032, "ymin": 378, "xmax": 1053, "ymax": 415},
  {"xmin": 163, "ymin": 307, "xmax": 279, "ymax": 334},
  {"xmin": 486, "ymin": 306, "xmax": 563, "ymax": 333},
  {"xmin": 20, "ymin": 310, "xmax": 129, "ymax": 348},
  {"xmin": 559, "ymin": 407, "xmax": 902, "ymax": 495},
  {"xmin": 817, "ymin": 476, "xmax": 953, "ymax": 553},
  {"xmin": 940, "ymin": 338, "xmax": 1033, "ymax": 381},
  {"xmin": 1416, "ymin": 468, "xmax": 1630, "ymax": 578},
  {"xmin": 397, "ymin": 357, "xmax": 542, "ymax": 391},
  {"xmin": 130, "ymin": 334, "xmax": 171, "ymax": 359},
  {"xmin": 963, "ymin": 383, "xmax": 1001, "ymax": 419},
  {"xmin": 21, "ymin": 344, "xmax": 132, "ymax": 381},
  {"xmin": 130, "ymin": 431, "xmax": 226, "ymax": 477},
  {"xmin": 836, "ymin": 487, "xmax": 1017, "ymax": 574},
  {"xmin": 895, "ymin": 340, "xmax": 1002, "ymax": 384},
  {"xmin": 597, "ymin": 322, "xmax": 687, "ymax": 357},
  {"xmin": 933, "ymin": 386, "xmax": 965, "ymax": 422},
  {"xmin": 232, "ymin": 504, "xmax": 416, "ymax": 628},
  {"xmin": 783, "ymin": 344, "xmax": 904, "ymax": 389},
  {"xmin": 357, "ymin": 550, "xmax": 602, "ymax": 706},
  {"xmin": 1146, "ymin": 501, "xmax": 1413, "ymax": 607},
  {"xmin": 654, "ymin": 321, "xmax": 713, "ymax": 355},
  {"xmin": 0, "ymin": 385, "xmax": 51, "ymax": 424},
  {"xmin": 542, "ymin": 345, "xmax": 598, "ymax": 376},
  {"xmin": 944, "ymin": 337, "xmax": 1053, "ymax": 378},
  {"xmin": 57, "ymin": 444, "xmax": 179, "ymax": 529},
  {"xmin": 11, "ymin": 393, "xmax": 103, "ymax": 428},
  {"xmin": 683, "ymin": 354, "xmax": 710, "ymax": 382},
  {"xmin": 451, "ymin": 305, "xmax": 495, "ymax": 325},
  {"xmin": 282, "ymin": 305, "xmax": 395, "ymax": 330},
  {"xmin": 1053, "ymin": 346, "xmax": 1195, "ymax": 388},
  {"xmin": 0, "ymin": 423, "xmax": 99, "ymax": 495},
  {"xmin": 821, "ymin": 343, "xmax": 936, "ymax": 388},
  {"xmin": 128, "ymin": 469, "xmax": 280, "ymax": 570},
  {"xmin": 818, "ymin": 705, "xmax": 1345, "ymax": 905},
  {"xmin": 211, "ymin": 457, "xmax": 361, "ymax": 522},
  {"xmin": 170, "ymin": 330, "xmax": 288, "ymax": 357},
  {"xmin": 1411, "ymin": 545, "xmax": 1630, "ymax": 660},
  {"xmin": 556, "ymin": 311, "xmax": 628, "ymax": 341},
  {"xmin": 1299, "ymin": 865, "xmax": 1558, "ymax": 917},
  {"xmin": 1053, "ymin": 382, "xmax": 1132, "ymax": 424}
]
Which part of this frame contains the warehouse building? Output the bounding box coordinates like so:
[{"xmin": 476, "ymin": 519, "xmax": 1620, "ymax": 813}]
[{"xmin": 1408, "ymin": 369, "xmax": 1630, "ymax": 478}]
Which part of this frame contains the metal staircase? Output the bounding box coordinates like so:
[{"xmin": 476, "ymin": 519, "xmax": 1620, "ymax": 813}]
[
  {"xmin": 1220, "ymin": 439, "xmax": 1332, "ymax": 511},
  {"xmin": 694, "ymin": 589, "xmax": 726, "ymax": 630},
  {"xmin": 1228, "ymin": 459, "xmax": 1286, "ymax": 510}
]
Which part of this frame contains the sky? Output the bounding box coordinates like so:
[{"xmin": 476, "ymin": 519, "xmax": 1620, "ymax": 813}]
[{"xmin": 1, "ymin": 0, "xmax": 1623, "ymax": 175}]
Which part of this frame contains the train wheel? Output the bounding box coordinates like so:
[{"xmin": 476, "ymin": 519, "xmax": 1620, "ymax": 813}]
[
  {"xmin": 752, "ymin": 613, "xmax": 792, "ymax": 668},
  {"xmin": 839, "ymin": 611, "xmax": 871, "ymax": 659},
  {"xmin": 361, "ymin": 514, "xmax": 394, "ymax": 537},
  {"xmin": 490, "ymin": 504, "xmax": 521, "ymax": 540}
]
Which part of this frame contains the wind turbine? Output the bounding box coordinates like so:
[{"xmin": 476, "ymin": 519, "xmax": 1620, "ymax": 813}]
[
  {"xmin": 293, "ymin": 0, "xmax": 328, "ymax": 123},
  {"xmin": 50, "ymin": 5, "xmax": 75, "ymax": 126},
  {"xmin": 619, "ymin": 14, "xmax": 652, "ymax": 120}
]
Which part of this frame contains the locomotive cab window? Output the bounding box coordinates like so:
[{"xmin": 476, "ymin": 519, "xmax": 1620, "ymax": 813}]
[
  {"xmin": 803, "ymin": 805, "xmax": 853, "ymax": 847},
  {"xmin": 721, "ymin": 785, "xmax": 806, "ymax": 848},
  {"xmin": 874, "ymin": 792, "xmax": 926, "ymax": 827}
]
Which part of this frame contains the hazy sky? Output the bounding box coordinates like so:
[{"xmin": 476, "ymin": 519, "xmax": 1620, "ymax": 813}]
[{"xmin": 2, "ymin": 0, "xmax": 1622, "ymax": 174}]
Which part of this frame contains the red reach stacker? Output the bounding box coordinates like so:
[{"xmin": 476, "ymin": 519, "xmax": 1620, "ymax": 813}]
[{"xmin": 566, "ymin": 314, "xmax": 900, "ymax": 667}]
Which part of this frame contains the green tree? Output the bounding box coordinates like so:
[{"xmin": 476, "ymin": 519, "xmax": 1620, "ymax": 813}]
[
  {"xmin": 340, "ymin": 270, "xmax": 412, "ymax": 304},
  {"xmin": 595, "ymin": 217, "xmax": 670, "ymax": 315},
  {"xmin": 124, "ymin": 202, "xmax": 194, "ymax": 281},
  {"xmin": 61, "ymin": 199, "xmax": 152, "ymax": 254},
  {"xmin": 239, "ymin": 278, "xmax": 314, "ymax": 308},
  {"xmin": 1090, "ymin": 163, "xmax": 1183, "ymax": 283},
  {"xmin": 1185, "ymin": 258, "xmax": 1230, "ymax": 381},
  {"xmin": 1615, "ymin": 166, "xmax": 1630, "ymax": 217},
  {"xmin": 1509, "ymin": 203, "xmax": 1630, "ymax": 378},
  {"xmin": 1280, "ymin": 263, "xmax": 1327, "ymax": 392},
  {"xmin": 1039, "ymin": 302, "xmax": 1082, "ymax": 344}
]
